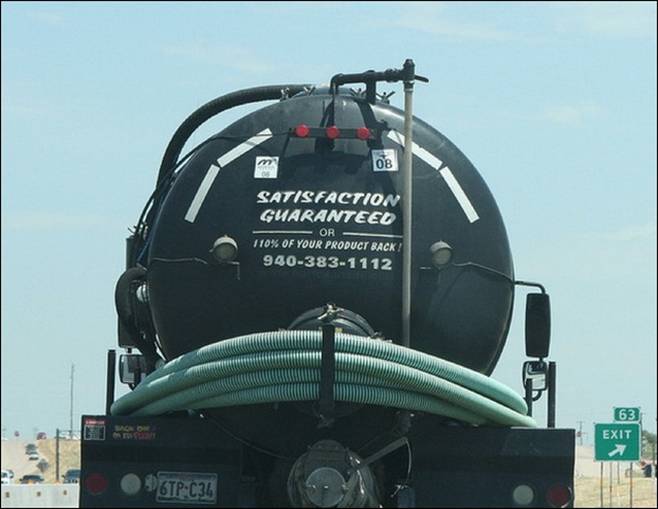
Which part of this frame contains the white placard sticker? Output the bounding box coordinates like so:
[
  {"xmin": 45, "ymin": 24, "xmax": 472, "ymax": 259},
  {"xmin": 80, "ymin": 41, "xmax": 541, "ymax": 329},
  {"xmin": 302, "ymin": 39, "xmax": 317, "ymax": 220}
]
[
  {"xmin": 254, "ymin": 156, "xmax": 279, "ymax": 179},
  {"xmin": 371, "ymin": 149, "xmax": 398, "ymax": 172}
]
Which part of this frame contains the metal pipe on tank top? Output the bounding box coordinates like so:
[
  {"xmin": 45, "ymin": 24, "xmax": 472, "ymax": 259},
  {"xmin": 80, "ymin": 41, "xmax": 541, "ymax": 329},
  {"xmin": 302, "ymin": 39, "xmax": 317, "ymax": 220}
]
[{"xmin": 401, "ymin": 67, "xmax": 415, "ymax": 348}]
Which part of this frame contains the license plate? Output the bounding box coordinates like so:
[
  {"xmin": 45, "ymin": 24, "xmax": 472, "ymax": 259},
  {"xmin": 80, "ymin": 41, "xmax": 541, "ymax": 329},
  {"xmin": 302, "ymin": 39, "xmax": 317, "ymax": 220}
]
[{"xmin": 156, "ymin": 471, "xmax": 217, "ymax": 505}]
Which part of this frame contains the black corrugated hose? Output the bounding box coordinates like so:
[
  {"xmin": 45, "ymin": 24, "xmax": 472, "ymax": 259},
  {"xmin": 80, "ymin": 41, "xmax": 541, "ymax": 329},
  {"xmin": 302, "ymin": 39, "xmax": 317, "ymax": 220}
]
[
  {"xmin": 155, "ymin": 84, "xmax": 312, "ymax": 187},
  {"xmin": 132, "ymin": 83, "xmax": 311, "ymax": 266}
]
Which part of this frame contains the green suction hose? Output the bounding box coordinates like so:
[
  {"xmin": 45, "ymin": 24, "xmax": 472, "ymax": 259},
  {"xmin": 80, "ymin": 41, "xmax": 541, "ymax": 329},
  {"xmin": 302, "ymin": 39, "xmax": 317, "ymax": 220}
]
[{"xmin": 111, "ymin": 330, "xmax": 536, "ymax": 428}]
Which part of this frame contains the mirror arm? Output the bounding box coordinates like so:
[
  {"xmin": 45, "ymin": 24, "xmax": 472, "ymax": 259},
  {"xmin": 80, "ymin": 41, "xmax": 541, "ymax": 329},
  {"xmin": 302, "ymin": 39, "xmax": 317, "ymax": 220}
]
[
  {"xmin": 514, "ymin": 280, "xmax": 546, "ymax": 294},
  {"xmin": 547, "ymin": 361, "xmax": 557, "ymax": 428},
  {"xmin": 524, "ymin": 379, "xmax": 533, "ymax": 417}
]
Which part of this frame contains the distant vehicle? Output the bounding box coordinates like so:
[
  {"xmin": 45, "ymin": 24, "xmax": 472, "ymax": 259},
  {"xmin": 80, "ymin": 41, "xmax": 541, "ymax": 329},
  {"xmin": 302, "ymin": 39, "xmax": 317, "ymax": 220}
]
[
  {"xmin": 19, "ymin": 474, "xmax": 44, "ymax": 485},
  {"xmin": 28, "ymin": 452, "xmax": 40, "ymax": 461},
  {"xmin": 36, "ymin": 432, "xmax": 47, "ymax": 440},
  {"xmin": 1, "ymin": 470, "xmax": 12, "ymax": 485},
  {"xmin": 37, "ymin": 459, "xmax": 50, "ymax": 473},
  {"xmin": 625, "ymin": 461, "xmax": 656, "ymax": 478},
  {"xmin": 63, "ymin": 469, "xmax": 81, "ymax": 484},
  {"xmin": 25, "ymin": 443, "xmax": 38, "ymax": 454}
]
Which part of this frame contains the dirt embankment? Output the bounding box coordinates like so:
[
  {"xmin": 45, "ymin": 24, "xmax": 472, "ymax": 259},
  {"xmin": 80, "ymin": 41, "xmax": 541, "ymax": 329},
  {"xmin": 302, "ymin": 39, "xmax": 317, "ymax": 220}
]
[{"xmin": 31, "ymin": 438, "xmax": 81, "ymax": 484}]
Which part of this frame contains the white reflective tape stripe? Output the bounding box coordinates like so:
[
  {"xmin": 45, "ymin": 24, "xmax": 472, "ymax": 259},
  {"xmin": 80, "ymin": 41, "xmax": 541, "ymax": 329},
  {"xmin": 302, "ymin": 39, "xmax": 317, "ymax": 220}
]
[
  {"xmin": 184, "ymin": 128, "xmax": 273, "ymax": 223},
  {"xmin": 387, "ymin": 129, "xmax": 479, "ymax": 223},
  {"xmin": 184, "ymin": 165, "xmax": 220, "ymax": 223},
  {"xmin": 216, "ymin": 128, "xmax": 273, "ymax": 167},
  {"xmin": 439, "ymin": 167, "xmax": 480, "ymax": 223},
  {"xmin": 386, "ymin": 130, "xmax": 443, "ymax": 169}
]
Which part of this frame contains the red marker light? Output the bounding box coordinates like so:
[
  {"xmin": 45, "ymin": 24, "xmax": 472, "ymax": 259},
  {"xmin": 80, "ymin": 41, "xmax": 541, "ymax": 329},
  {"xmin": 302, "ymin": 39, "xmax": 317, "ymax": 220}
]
[
  {"xmin": 294, "ymin": 124, "xmax": 310, "ymax": 138},
  {"xmin": 546, "ymin": 484, "xmax": 572, "ymax": 508},
  {"xmin": 356, "ymin": 127, "xmax": 371, "ymax": 140},
  {"xmin": 85, "ymin": 473, "xmax": 109, "ymax": 495},
  {"xmin": 325, "ymin": 126, "xmax": 340, "ymax": 139}
]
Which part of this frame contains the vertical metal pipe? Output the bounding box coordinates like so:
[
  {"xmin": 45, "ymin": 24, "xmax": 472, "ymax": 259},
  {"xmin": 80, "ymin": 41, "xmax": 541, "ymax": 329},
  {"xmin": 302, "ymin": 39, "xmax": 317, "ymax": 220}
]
[
  {"xmin": 548, "ymin": 361, "xmax": 556, "ymax": 427},
  {"xmin": 401, "ymin": 77, "xmax": 414, "ymax": 348},
  {"xmin": 106, "ymin": 350, "xmax": 116, "ymax": 415}
]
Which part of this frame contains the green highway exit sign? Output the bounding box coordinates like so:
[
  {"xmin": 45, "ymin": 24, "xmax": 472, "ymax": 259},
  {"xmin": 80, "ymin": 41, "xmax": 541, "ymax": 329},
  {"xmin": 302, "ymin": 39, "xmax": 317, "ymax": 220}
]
[
  {"xmin": 613, "ymin": 407, "xmax": 641, "ymax": 422},
  {"xmin": 594, "ymin": 423, "xmax": 640, "ymax": 461}
]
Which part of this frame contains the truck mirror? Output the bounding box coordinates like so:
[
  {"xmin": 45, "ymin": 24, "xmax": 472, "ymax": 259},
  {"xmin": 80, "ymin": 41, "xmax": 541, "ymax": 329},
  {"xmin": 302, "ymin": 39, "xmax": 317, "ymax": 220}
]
[
  {"xmin": 119, "ymin": 354, "xmax": 148, "ymax": 385},
  {"xmin": 525, "ymin": 293, "xmax": 550, "ymax": 358},
  {"xmin": 522, "ymin": 360, "xmax": 548, "ymax": 391}
]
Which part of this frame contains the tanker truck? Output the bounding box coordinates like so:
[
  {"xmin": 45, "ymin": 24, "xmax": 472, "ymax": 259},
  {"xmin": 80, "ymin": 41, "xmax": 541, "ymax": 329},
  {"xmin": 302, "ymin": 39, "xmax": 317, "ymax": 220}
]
[{"xmin": 80, "ymin": 60, "xmax": 575, "ymax": 508}]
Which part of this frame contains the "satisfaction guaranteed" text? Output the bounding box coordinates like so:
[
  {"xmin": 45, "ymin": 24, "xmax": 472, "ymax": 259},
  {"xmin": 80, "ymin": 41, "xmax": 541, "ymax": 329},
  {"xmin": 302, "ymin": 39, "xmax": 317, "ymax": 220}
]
[{"xmin": 257, "ymin": 190, "xmax": 400, "ymax": 226}]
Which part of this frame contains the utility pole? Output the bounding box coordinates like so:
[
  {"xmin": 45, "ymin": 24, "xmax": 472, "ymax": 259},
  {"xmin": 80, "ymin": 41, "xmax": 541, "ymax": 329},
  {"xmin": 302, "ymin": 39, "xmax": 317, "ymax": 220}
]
[
  {"xmin": 69, "ymin": 364, "xmax": 75, "ymax": 438},
  {"xmin": 577, "ymin": 421, "xmax": 584, "ymax": 446},
  {"xmin": 55, "ymin": 428, "xmax": 60, "ymax": 483}
]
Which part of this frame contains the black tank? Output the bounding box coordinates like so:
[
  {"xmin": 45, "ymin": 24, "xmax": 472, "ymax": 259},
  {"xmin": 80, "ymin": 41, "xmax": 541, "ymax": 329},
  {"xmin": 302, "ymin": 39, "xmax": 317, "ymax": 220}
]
[{"xmin": 146, "ymin": 89, "xmax": 514, "ymax": 375}]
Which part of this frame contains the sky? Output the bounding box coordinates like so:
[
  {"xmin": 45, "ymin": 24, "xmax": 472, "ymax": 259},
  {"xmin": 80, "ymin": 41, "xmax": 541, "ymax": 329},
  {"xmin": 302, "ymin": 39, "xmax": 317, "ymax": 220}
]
[{"xmin": 1, "ymin": 1, "xmax": 656, "ymax": 443}]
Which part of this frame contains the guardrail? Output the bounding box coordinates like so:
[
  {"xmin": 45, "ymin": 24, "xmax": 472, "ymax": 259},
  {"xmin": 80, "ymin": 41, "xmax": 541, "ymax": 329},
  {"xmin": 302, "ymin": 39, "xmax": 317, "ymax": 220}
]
[{"xmin": 1, "ymin": 484, "xmax": 79, "ymax": 508}]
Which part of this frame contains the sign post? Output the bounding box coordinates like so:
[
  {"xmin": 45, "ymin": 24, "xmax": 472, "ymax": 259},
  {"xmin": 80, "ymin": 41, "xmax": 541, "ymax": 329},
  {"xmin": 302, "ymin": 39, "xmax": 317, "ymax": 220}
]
[
  {"xmin": 629, "ymin": 462, "xmax": 633, "ymax": 508},
  {"xmin": 609, "ymin": 463, "xmax": 613, "ymax": 507},
  {"xmin": 599, "ymin": 462, "xmax": 603, "ymax": 508}
]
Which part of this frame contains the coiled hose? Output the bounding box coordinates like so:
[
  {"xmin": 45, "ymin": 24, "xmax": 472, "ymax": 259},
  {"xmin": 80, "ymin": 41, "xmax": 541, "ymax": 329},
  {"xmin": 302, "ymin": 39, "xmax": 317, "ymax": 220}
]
[{"xmin": 111, "ymin": 331, "xmax": 536, "ymax": 428}]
